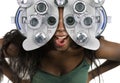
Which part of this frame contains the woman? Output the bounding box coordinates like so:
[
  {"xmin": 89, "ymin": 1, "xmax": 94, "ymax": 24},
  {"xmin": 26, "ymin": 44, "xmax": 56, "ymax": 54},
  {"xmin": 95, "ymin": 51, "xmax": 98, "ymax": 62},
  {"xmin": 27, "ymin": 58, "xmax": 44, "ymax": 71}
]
[
  {"xmin": 1, "ymin": 0, "xmax": 120, "ymax": 82},
  {"xmin": 0, "ymin": 6, "xmax": 120, "ymax": 83}
]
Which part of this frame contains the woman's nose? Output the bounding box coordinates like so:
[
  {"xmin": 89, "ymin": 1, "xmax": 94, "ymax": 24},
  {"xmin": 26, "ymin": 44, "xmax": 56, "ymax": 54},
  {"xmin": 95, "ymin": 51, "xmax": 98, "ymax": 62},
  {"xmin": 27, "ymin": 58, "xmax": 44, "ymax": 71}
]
[
  {"xmin": 57, "ymin": 19, "xmax": 65, "ymax": 31},
  {"xmin": 57, "ymin": 8, "xmax": 65, "ymax": 31}
]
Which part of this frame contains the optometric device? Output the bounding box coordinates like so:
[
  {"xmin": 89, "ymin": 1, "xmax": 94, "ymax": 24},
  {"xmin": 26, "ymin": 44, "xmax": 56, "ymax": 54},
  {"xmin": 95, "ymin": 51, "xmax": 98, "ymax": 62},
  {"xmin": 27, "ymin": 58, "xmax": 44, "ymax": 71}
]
[{"xmin": 15, "ymin": 0, "xmax": 108, "ymax": 51}]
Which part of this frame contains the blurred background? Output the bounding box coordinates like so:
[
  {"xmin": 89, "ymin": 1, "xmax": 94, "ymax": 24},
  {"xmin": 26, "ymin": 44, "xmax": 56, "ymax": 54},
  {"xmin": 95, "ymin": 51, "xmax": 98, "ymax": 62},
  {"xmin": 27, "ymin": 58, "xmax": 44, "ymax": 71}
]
[{"xmin": 0, "ymin": 0, "xmax": 120, "ymax": 83}]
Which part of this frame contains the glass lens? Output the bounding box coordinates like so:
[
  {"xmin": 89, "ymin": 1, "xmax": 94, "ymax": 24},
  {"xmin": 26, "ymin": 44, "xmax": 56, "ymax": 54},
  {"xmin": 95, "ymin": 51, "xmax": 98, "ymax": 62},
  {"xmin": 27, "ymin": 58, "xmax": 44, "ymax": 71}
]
[
  {"xmin": 66, "ymin": 16, "xmax": 75, "ymax": 25},
  {"xmin": 37, "ymin": 2, "xmax": 47, "ymax": 13},
  {"xmin": 75, "ymin": 2, "xmax": 85, "ymax": 13},
  {"xmin": 47, "ymin": 16, "xmax": 56, "ymax": 26},
  {"xmin": 30, "ymin": 18, "xmax": 39, "ymax": 27},
  {"xmin": 84, "ymin": 17, "xmax": 93, "ymax": 26}
]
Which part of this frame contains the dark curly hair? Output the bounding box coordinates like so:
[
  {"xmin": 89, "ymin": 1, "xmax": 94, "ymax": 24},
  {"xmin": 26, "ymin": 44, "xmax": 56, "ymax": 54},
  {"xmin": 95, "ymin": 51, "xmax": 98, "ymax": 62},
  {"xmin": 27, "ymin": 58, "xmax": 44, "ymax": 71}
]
[{"xmin": 1, "ymin": 29, "xmax": 100, "ymax": 82}]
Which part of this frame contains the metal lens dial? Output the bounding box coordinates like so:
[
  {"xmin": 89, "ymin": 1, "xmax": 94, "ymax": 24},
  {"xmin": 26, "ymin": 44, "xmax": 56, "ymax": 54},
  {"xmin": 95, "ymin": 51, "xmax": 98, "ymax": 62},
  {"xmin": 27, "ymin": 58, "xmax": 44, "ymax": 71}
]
[
  {"xmin": 35, "ymin": 33, "xmax": 46, "ymax": 43},
  {"xmin": 77, "ymin": 33, "xmax": 88, "ymax": 43},
  {"xmin": 66, "ymin": 16, "xmax": 75, "ymax": 26},
  {"xmin": 37, "ymin": 3, "xmax": 46, "ymax": 12},
  {"xmin": 74, "ymin": 1, "xmax": 86, "ymax": 13},
  {"xmin": 54, "ymin": 0, "xmax": 68, "ymax": 7},
  {"xmin": 30, "ymin": 18, "xmax": 39, "ymax": 27},
  {"xmin": 83, "ymin": 17, "xmax": 93, "ymax": 26},
  {"xmin": 47, "ymin": 16, "xmax": 56, "ymax": 26},
  {"xmin": 35, "ymin": 1, "xmax": 48, "ymax": 14}
]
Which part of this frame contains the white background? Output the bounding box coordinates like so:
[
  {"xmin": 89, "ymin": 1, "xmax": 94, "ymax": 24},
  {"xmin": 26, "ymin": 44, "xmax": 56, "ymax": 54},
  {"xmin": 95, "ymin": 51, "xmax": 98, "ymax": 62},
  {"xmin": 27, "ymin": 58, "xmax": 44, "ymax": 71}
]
[{"xmin": 0, "ymin": 0, "xmax": 120, "ymax": 83}]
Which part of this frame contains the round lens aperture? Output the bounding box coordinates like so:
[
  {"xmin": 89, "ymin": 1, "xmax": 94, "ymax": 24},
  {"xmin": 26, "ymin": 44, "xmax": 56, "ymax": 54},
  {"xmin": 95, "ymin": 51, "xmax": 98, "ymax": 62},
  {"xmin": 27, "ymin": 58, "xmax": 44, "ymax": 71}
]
[
  {"xmin": 74, "ymin": 1, "xmax": 86, "ymax": 13},
  {"xmin": 37, "ymin": 3, "xmax": 46, "ymax": 12},
  {"xmin": 47, "ymin": 16, "xmax": 56, "ymax": 26},
  {"xmin": 84, "ymin": 17, "xmax": 93, "ymax": 26},
  {"xmin": 75, "ymin": 2, "xmax": 85, "ymax": 12},
  {"xmin": 66, "ymin": 16, "xmax": 75, "ymax": 26},
  {"xmin": 35, "ymin": 1, "xmax": 48, "ymax": 14},
  {"xmin": 30, "ymin": 18, "xmax": 39, "ymax": 27}
]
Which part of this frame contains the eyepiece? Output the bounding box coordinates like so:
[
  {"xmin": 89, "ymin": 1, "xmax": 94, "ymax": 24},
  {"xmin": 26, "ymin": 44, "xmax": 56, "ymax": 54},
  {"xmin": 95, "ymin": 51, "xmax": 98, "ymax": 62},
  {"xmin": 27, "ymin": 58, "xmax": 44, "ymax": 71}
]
[
  {"xmin": 73, "ymin": 1, "xmax": 86, "ymax": 13},
  {"xmin": 35, "ymin": 1, "xmax": 48, "ymax": 14}
]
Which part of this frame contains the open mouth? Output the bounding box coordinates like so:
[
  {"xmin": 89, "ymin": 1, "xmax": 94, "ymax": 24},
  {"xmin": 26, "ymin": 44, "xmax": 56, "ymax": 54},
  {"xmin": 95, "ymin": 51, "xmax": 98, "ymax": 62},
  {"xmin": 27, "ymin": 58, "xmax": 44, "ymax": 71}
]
[{"xmin": 54, "ymin": 36, "xmax": 68, "ymax": 47}]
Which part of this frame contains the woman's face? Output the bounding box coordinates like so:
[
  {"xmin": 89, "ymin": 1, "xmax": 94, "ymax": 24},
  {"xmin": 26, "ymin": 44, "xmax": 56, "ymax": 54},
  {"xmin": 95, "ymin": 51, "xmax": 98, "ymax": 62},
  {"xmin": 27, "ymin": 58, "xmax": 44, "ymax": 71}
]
[{"xmin": 53, "ymin": 8, "xmax": 72, "ymax": 51}]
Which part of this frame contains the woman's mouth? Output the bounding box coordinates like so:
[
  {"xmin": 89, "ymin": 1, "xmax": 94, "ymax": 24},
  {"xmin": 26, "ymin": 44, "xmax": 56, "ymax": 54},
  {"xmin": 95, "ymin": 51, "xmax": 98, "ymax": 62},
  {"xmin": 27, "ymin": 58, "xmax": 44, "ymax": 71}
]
[{"xmin": 55, "ymin": 36, "xmax": 68, "ymax": 47}]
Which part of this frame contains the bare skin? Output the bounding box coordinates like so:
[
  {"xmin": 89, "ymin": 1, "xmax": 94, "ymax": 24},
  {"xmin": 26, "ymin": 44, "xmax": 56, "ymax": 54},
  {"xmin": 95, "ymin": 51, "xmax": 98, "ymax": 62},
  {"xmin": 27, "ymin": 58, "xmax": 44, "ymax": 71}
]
[
  {"xmin": 0, "ymin": 7, "xmax": 120, "ymax": 83},
  {"xmin": 39, "ymin": 8, "xmax": 85, "ymax": 76},
  {"xmin": 0, "ymin": 39, "xmax": 30, "ymax": 83},
  {"xmin": 87, "ymin": 60, "xmax": 120, "ymax": 83},
  {"xmin": 38, "ymin": 8, "xmax": 120, "ymax": 77}
]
